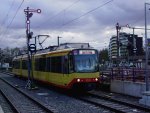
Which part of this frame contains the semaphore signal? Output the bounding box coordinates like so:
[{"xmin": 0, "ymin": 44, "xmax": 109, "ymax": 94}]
[{"xmin": 24, "ymin": 7, "xmax": 41, "ymax": 89}]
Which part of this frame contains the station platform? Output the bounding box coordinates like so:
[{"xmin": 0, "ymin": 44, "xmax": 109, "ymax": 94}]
[
  {"xmin": 139, "ymin": 91, "xmax": 150, "ymax": 107},
  {"xmin": 0, "ymin": 105, "xmax": 4, "ymax": 113},
  {"xmin": 110, "ymin": 80, "xmax": 150, "ymax": 107},
  {"xmin": 110, "ymin": 80, "xmax": 149, "ymax": 97}
]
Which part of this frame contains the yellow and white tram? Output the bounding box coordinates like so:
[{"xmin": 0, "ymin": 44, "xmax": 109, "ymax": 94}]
[{"xmin": 12, "ymin": 44, "xmax": 100, "ymax": 90}]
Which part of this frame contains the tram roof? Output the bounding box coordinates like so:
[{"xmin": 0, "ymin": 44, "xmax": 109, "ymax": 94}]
[{"xmin": 13, "ymin": 43, "xmax": 94, "ymax": 59}]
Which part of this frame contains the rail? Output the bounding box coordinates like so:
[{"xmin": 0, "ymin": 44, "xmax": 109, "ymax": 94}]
[
  {"xmin": 74, "ymin": 92, "xmax": 149, "ymax": 113},
  {"xmin": 0, "ymin": 76, "xmax": 57, "ymax": 113},
  {"xmin": 88, "ymin": 92, "xmax": 150, "ymax": 112}
]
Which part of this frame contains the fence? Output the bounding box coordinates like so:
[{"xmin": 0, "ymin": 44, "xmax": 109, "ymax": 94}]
[{"xmin": 101, "ymin": 68, "xmax": 150, "ymax": 83}]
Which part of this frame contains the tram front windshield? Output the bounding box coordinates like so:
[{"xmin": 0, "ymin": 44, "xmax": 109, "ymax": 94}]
[{"xmin": 74, "ymin": 50, "xmax": 98, "ymax": 72}]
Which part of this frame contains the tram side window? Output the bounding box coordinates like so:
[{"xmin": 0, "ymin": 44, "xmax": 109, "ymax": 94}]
[
  {"xmin": 13, "ymin": 61, "xmax": 15, "ymax": 68},
  {"xmin": 51, "ymin": 57, "xmax": 55, "ymax": 72},
  {"xmin": 35, "ymin": 58, "xmax": 39, "ymax": 71},
  {"xmin": 55, "ymin": 56, "xmax": 62, "ymax": 73},
  {"xmin": 63, "ymin": 56, "xmax": 69, "ymax": 74},
  {"xmin": 39, "ymin": 58, "xmax": 46, "ymax": 71},
  {"xmin": 51, "ymin": 56, "xmax": 62, "ymax": 73},
  {"xmin": 13, "ymin": 61, "xmax": 20, "ymax": 69},
  {"xmin": 46, "ymin": 57, "xmax": 51, "ymax": 72},
  {"xmin": 22, "ymin": 60, "xmax": 27, "ymax": 69},
  {"xmin": 69, "ymin": 54, "xmax": 74, "ymax": 73}
]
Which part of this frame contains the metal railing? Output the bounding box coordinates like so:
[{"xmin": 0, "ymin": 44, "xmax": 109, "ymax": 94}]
[{"xmin": 100, "ymin": 68, "xmax": 150, "ymax": 83}]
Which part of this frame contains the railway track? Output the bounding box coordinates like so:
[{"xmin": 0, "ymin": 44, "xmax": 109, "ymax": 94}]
[
  {"xmin": 1, "ymin": 71, "xmax": 150, "ymax": 113},
  {"xmin": 0, "ymin": 90, "xmax": 17, "ymax": 113},
  {"xmin": 0, "ymin": 76, "xmax": 58, "ymax": 113},
  {"xmin": 0, "ymin": 71, "xmax": 13, "ymax": 76},
  {"xmin": 0, "ymin": 72, "xmax": 112, "ymax": 113},
  {"xmin": 73, "ymin": 92, "xmax": 149, "ymax": 113},
  {"xmin": 88, "ymin": 92, "xmax": 150, "ymax": 112}
]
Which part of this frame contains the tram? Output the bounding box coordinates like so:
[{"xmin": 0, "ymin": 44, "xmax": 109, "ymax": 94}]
[{"xmin": 12, "ymin": 43, "xmax": 100, "ymax": 90}]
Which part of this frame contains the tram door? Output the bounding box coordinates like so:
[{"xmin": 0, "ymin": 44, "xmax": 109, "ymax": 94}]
[
  {"xmin": 62, "ymin": 55, "xmax": 69, "ymax": 75},
  {"xmin": 62, "ymin": 54, "xmax": 74, "ymax": 74}
]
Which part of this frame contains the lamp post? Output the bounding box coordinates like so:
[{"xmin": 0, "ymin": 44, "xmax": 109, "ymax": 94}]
[
  {"xmin": 121, "ymin": 23, "xmax": 150, "ymax": 67},
  {"xmin": 116, "ymin": 23, "xmax": 121, "ymax": 67},
  {"xmin": 126, "ymin": 25, "xmax": 150, "ymax": 51},
  {"xmin": 117, "ymin": 18, "xmax": 150, "ymax": 91},
  {"xmin": 126, "ymin": 26, "xmax": 140, "ymax": 66},
  {"xmin": 57, "ymin": 36, "xmax": 62, "ymax": 46},
  {"xmin": 145, "ymin": 3, "xmax": 150, "ymax": 91}
]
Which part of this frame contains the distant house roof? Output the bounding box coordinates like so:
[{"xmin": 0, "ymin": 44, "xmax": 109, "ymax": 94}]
[{"xmin": 56, "ymin": 43, "xmax": 92, "ymax": 50}]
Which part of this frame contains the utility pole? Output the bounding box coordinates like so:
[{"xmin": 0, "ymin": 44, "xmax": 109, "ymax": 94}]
[
  {"xmin": 132, "ymin": 28, "xmax": 138, "ymax": 66},
  {"xmin": 132, "ymin": 28, "xmax": 136, "ymax": 65},
  {"xmin": 145, "ymin": 3, "xmax": 150, "ymax": 91},
  {"xmin": 58, "ymin": 36, "xmax": 62, "ymax": 46},
  {"xmin": 0, "ymin": 48, "xmax": 2, "ymax": 69},
  {"xmin": 125, "ymin": 23, "xmax": 150, "ymax": 91},
  {"xmin": 24, "ymin": 7, "xmax": 41, "ymax": 89},
  {"xmin": 116, "ymin": 23, "xmax": 121, "ymax": 67}
]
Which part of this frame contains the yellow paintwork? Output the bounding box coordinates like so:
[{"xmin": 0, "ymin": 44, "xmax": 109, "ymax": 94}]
[
  {"xmin": 12, "ymin": 49, "xmax": 100, "ymax": 88},
  {"xmin": 20, "ymin": 69, "xmax": 99, "ymax": 87},
  {"xmin": 13, "ymin": 69, "xmax": 21, "ymax": 75},
  {"xmin": 12, "ymin": 58, "xmax": 22, "ymax": 75}
]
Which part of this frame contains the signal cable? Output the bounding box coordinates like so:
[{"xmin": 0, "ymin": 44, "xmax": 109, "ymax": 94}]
[
  {"xmin": 36, "ymin": 0, "xmax": 81, "ymax": 29},
  {"xmin": 0, "ymin": 0, "xmax": 16, "ymax": 34},
  {"xmin": 61, "ymin": 0, "xmax": 113, "ymax": 28},
  {"xmin": 0, "ymin": 0, "xmax": 24, "ymax": 38}
]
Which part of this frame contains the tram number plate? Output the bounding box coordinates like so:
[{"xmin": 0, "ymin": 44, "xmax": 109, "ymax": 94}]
[{"xmin": 85, "ymin": 79, "xmax": 91, "ymax": 82}]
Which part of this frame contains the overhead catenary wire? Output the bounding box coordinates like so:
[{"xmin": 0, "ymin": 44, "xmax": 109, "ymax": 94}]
[
  {"xmin": 35, "ymin": 0, "xmax": 113, "ymax": 47},
  {"xmin": 0, "ymin": 0, "xmax": 16, "ymax": 32},
  {"xmin": 35, "ymin": 0, "xmax": 82, "ymax": 29},
  {"xmin": 5, "ymin": 0, "xmax": 24, "ymax": 33},
  {"xmin": 60, "ymin": 0, "xmax": 113, "ymax": 28},
  {"xmin": 0, "ymin": 0, "xmax": 24, "ymax": 38},
  {"xmin": 0, "ymin": 0, "xmax": 113, "ymax": 49},
  {"xmin": 0, "ymin": 0, "xmax": 25, "ymax": 49},
  {"xmin": 56, "ymin": 0, "xmax": 113, "ymax": 47},
  {"xmin": 31, "ymin": 0, "xmax": 82, "ymax": 47}
]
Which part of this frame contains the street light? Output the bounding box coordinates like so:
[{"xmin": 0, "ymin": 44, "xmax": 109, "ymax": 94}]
[
  {"xmin": 116, "ymin": 18, "xmax": 150, "ymax": 91},
  {"xmin": 57, "ymin": 36, "xmax": 62, "ymax": 46},
  {"xmin": 126, "ymin": 25, "xmax": 141, "ymax": 65},
  {"xmin": 145, "ymin": 3, "xmax": 150, "ymax": 91},
  {"xmin": 119, "ymin": 24, "xmax": 150, "ymax": 65},
  {"xmin": 116, "ymin": 23, "xmax": 121, "ymax": 67}
]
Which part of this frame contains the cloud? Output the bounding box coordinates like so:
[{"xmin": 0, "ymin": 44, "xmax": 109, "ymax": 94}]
[{"xmin": 0, "ymin": 0, "xmax": 150, "ymax": 50}]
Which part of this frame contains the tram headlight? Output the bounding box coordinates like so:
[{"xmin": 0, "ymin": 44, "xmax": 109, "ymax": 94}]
[
  {"xmin": 95, "ymin": 78, "xmax": 98, "ymax": 81},
  {"xmin": 77, "ymin": 79, "xmax": 80, "ymax": 82}
]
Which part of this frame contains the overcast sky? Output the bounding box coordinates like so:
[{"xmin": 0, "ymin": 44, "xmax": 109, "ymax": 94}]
[{"xmin": 0, "ymin": 0, "xmax": 150, "ymax": 50}]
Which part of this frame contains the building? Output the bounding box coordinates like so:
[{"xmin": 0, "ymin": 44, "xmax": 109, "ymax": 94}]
[
  {"xmin": 109, "ymin": 32, "xmax": 144, "ymax": 66},
  {"xmin": 127, "ymin": 34, "xmax": 143, "ymax": 56},
  {"xmin": 0, "ymin": 63, "xmax": 10, "ymax": 70}
]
